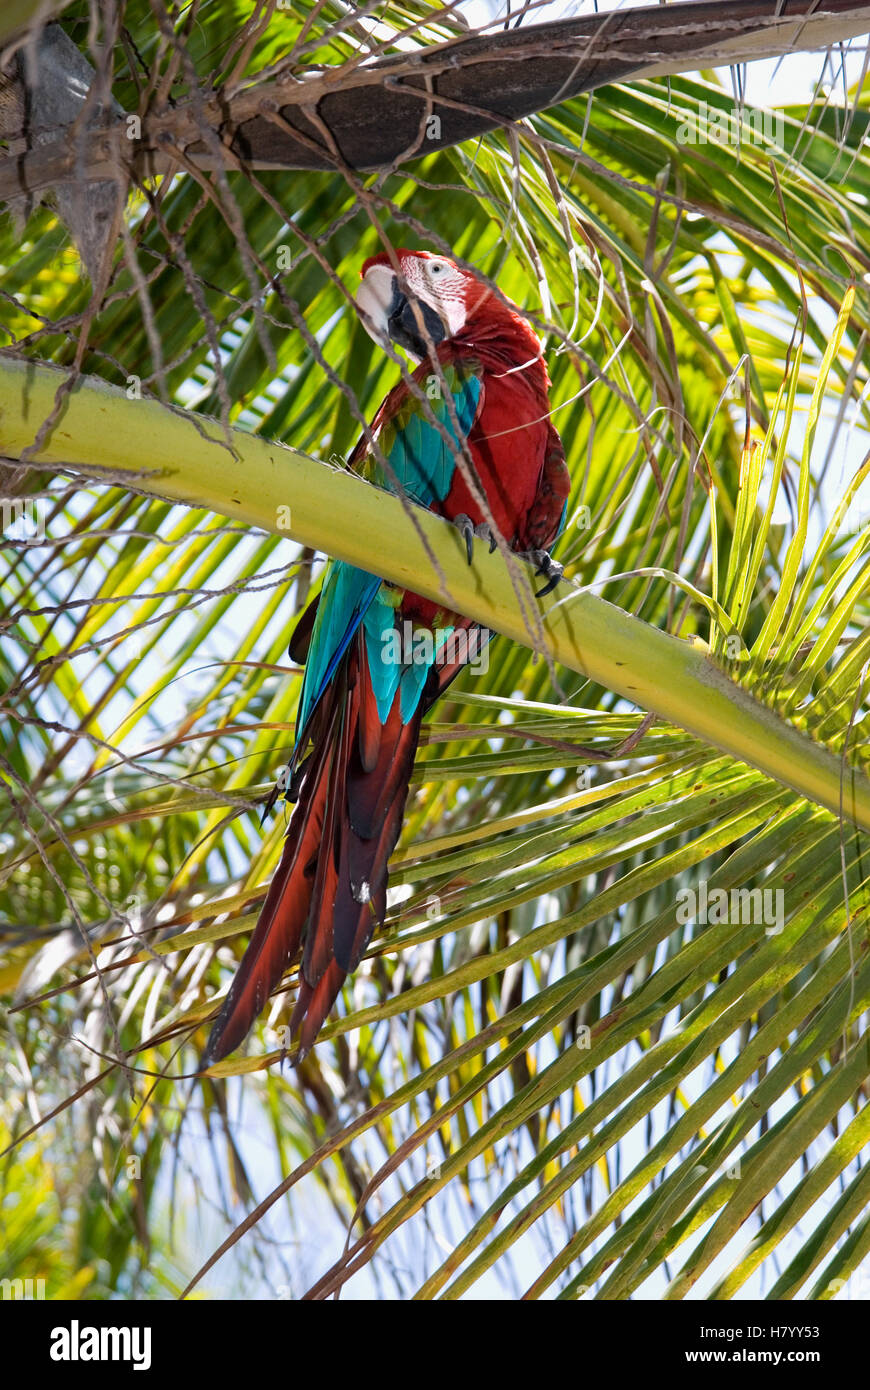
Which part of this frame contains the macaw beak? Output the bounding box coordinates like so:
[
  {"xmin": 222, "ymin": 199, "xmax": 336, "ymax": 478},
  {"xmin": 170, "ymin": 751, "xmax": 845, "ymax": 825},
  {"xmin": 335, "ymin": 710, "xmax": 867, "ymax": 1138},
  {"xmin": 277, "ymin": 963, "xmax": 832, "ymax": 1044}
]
[{"xmin": 356, "ymin": 264, "xmax": 447, "ymax": 360}]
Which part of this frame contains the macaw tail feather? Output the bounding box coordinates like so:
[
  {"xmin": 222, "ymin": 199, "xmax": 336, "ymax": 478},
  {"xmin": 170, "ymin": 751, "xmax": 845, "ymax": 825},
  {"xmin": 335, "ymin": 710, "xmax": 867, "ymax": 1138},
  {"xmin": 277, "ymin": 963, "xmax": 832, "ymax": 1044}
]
[{"xmin": 200, "ymin": 639, "xmax": 425, "ymax": 1068}]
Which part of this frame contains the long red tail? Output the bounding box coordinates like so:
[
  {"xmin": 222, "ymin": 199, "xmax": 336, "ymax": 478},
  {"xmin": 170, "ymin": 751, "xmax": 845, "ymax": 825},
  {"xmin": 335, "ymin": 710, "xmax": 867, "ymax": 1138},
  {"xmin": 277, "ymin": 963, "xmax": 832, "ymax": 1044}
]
[{"xmin": 200, "ymin": 639, "xmax": 425, "ymax": 1067}]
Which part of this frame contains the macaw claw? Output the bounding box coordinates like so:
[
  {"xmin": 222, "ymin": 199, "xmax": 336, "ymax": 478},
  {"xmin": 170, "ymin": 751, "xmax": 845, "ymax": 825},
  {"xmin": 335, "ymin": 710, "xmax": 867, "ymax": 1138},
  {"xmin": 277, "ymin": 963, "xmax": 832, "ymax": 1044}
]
[
  {"xmin": 521, "ymin": 547, "xmax": 564, "ymax": 597},
  {"xmin": 453, "ymin": 513, "xmax": 498, "ymax": 565}
]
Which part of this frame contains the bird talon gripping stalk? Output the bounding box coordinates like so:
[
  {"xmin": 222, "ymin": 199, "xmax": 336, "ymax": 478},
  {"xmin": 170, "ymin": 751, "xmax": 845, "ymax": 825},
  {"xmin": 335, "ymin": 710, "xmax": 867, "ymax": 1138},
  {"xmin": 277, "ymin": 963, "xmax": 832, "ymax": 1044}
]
[
  {"xmin": 201, "ymin": 249, "xmax": 570, "ymax": 1069},
  {"xmin": 521, "ymin": 547, "xmax": 564, "ymax": 598},
  {"xmin": 452, "ymin": 512, "xmax": 498, "ymax": 564}
]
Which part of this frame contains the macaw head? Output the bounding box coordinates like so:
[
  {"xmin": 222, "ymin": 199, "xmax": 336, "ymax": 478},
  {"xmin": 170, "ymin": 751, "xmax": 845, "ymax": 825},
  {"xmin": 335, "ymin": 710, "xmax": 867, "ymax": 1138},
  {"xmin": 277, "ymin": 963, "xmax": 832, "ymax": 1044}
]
[{"xmin": 356, "ymin": 249, "xmax": 485, "ymax": 360}]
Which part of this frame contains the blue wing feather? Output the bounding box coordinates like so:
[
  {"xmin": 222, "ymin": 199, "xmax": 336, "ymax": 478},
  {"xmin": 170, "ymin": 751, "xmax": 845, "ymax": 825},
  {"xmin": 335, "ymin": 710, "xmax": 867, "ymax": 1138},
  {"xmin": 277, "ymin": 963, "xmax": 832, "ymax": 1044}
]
[{"xmin": 293, "ymin": 369, "xmax": 482, "ymax": 747}]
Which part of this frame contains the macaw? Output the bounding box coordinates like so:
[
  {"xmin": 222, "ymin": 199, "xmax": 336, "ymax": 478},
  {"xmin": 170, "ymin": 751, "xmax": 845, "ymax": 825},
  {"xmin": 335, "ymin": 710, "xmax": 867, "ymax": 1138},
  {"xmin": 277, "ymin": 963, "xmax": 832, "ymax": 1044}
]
[{"xmin": 201, "ymin": 249, "xmax": 570, "ymax": 1067}]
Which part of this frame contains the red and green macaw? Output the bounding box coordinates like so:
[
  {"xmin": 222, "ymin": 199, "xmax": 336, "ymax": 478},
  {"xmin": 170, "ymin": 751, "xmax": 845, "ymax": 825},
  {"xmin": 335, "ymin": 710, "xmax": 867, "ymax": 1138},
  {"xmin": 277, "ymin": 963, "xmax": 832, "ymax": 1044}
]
[{"xmin": 202, "ymin": 249, "xmax": 570, "ymax": 1067}]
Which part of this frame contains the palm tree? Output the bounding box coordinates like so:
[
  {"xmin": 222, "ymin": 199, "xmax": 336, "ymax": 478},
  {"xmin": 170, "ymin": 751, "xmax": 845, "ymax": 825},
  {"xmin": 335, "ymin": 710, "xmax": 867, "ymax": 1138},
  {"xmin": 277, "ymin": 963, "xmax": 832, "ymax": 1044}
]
[{"xmin": 1, "ymin": 0, "xmax": 869, "ymax": 1300}]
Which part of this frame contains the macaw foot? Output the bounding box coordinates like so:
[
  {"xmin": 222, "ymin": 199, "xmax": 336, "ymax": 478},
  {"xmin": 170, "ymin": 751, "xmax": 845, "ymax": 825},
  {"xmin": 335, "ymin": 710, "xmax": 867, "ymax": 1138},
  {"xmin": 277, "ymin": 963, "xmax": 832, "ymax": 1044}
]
[
  {"xmin": 453, "ymin": 512, "xmax": 498, "ymax": 565},
  {"xmin": 520, "ymin": 547, "xmax": 564, "ymax": 598}
]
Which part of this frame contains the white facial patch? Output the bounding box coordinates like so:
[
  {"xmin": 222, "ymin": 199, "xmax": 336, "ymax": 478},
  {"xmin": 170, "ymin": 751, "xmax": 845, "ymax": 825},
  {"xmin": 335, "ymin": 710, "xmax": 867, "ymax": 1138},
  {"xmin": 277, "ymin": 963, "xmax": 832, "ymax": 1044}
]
[{"xmin": 403, "ymin": 256, "xmax": 468, "ymax": 337}]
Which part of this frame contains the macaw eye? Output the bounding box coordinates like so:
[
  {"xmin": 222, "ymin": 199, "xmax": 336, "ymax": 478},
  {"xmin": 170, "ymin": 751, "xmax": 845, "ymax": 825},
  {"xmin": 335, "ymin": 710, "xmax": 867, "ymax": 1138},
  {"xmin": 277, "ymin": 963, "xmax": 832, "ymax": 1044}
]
[{"xmin": 428, "ymin": 261, "xmax": 446, "ymax": 276}]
